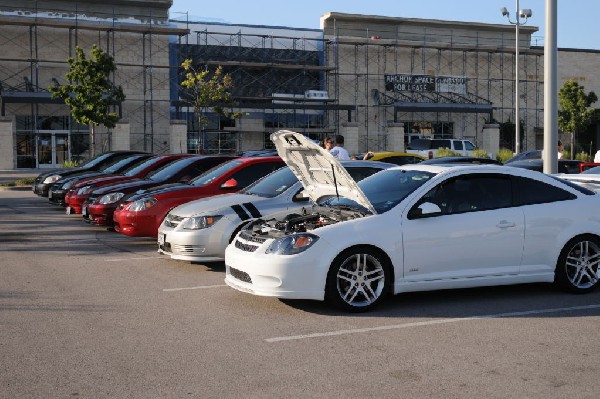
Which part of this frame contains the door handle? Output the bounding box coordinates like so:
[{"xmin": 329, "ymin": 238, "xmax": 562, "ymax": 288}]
[{"xmin": 496, "ymin": 220, "xmax": 516, "ymax": 229}]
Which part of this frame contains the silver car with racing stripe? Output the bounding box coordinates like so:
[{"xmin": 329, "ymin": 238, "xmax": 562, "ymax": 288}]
[{"xmin": 157, "ymin": 160, "xmax": 394, "ymax": 262}]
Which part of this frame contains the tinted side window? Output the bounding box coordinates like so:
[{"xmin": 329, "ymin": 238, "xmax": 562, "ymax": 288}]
[
  {"xmin": 186, "ymin": 158, "xmax": 230, "ymax": 179},
  {"xmin": 346, "ymin": 167, "xmax": 383, "ymax": 182},
  {"xmin": 407, "ymin": 139, "xmax": 432, "ymax": 150},
  {"xmin": 515, "ymin": 176, "xmax": 576, "ymax": 205},
  {"xmin": 432, "ymin": 139, "xmax": 451, "ymax": 149},
  {"xmin": 464, "ymin": 141, "xmax": 475, "ymax": 151},
  {"xmin": 420, "ymin": 174, "xmax": 512, "ymax": 215},
  {"xmin": 454, "ymin": 141, "xmax": 464, "ymax": 151},
  {"xmin": 229, "ymin": 162, "xmax": 285, "ymax": 188}
]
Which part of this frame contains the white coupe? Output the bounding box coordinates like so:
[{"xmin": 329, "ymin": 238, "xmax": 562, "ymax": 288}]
[
  {"xmin": 224, "ymin": 130, "xmax": 600, "ymax": 312},
  {"xmin": 157, "ymin": 161, "xmax": 392, "ymax": 262}
]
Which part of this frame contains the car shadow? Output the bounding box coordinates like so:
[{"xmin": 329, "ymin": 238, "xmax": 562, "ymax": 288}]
[{"xmin": 279, "ymin": 283, "xmax": 600, "ymax": 318}]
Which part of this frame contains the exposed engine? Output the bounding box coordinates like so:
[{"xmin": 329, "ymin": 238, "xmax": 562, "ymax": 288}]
[{"xmin": 245, "ymin": 205, "xmax": 368, "ymax": 239}]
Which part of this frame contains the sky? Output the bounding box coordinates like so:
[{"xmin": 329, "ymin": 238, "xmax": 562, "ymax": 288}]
[{"xmin": 170, "ymin": 0, "xmax": 599, "ymax": 50}]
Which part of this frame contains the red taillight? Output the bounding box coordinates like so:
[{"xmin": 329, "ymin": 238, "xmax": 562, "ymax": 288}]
[{"xmin": 428, "ymin": 151, "xmax": 433, "ymax": 159}]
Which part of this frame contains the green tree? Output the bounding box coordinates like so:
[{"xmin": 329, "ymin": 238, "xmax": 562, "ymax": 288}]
[
  {"xmin": 50, "ymin": 45, "xmax": 125, "ymax": 157},
  {"xmin": 180, "ymin": 59, "xmax": 241, "ymax": 151},
  {"xmin": 558, "ymin": 80, "xmax": 597, "ymax": 159}
]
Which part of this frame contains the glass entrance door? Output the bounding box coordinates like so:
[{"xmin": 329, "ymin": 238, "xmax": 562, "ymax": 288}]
[{"xmin": 36, "ymin": 131, "xmax": 70, "ymax": 168}]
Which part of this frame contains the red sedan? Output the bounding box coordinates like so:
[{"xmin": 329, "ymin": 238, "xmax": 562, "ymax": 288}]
[
  {"xmin": 83, "ymin": 155, "xmax": 235, "ymax": 227},
  {"xmin": 113, "ymin": 156, "xmax": 285, "ymax": 238},
  {"xmin": 65, "ymin": 154, "xmax": 194, "ymax": 214}
]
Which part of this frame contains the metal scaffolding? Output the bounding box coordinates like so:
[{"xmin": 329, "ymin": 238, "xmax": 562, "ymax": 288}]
[
  {"xmin": 324, "ymin": 23, "xmax": 544, "ymax": 152},
  {"xmin": 0, "ymin": 4, "xmax": 186, "ymax": 167}
]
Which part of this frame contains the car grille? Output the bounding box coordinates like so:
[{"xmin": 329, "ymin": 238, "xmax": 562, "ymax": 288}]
[
  {"xmin": 238, "ymin": 230, "xmax": 267, "ymax": 244},
  {"xmin": 171, "ymin": 243, "xmax": 205, "ymax": 256},
  {"xmin": 230, "ymin": 267, "xmax": 252, "ymax": 283},
  {"xmin": 234, "ymin": 240, "xmax": 259, "ymax": 252},
  {"xmin": 164, "ymin": 214, "xmax": 185, "ymax": 228}
]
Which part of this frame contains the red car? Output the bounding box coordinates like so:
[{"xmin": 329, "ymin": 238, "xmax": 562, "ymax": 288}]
[
  {"xmin": 83, "ymin": 155, "xmax": 235, "ymax": 226},
  {"xmin": 65, "ymin": 154, "xmax": 194, "ymax": 214},
  {"xmin": 113, "ymin": 156, "xmax": 285, "ymax": 238}
]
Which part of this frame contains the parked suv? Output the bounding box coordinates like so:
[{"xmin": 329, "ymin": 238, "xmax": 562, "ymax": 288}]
[{"xmin": 406, "ymin": 138, "xmax": 476, "ymax": 159}]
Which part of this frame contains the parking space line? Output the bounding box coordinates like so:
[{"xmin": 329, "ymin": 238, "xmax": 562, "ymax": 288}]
[
  {"xmin": 163, "ymin": 285, "xmax": 227, "ymax": 292},
  {"xmin": 104, "ymin": 256, "xmax": 164, "ymax": 262},
  {"xmin": 265, "ymin": 304, "xmax": 600, "ymax": 343}
]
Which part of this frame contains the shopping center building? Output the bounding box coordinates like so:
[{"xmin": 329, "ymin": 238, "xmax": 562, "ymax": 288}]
[{"xmin": 1, "ymin": 1, "xmax": 599, "ymax": 169}]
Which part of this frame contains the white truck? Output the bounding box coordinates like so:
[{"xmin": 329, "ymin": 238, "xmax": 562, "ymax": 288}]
[{"xmin": 406, "ymin": 138, "xmax": 476, "ymax": 159}]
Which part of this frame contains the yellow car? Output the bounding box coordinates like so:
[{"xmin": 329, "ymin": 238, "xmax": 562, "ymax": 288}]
[{"xmin": 354, "ymin": 151, "xmax": 426, "ymax": 165}]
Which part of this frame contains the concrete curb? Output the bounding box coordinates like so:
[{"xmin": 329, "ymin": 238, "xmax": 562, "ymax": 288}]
[{"xmin": 0, "ymin": 186, "xmax": 33, "ymax": 192}]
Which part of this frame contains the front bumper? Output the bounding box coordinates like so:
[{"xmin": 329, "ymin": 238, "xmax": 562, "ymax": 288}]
[
  {"xmin": 84, "ymin": 203, "xmax": 118, "ymax": 226},
  {"xmin": 157, "ymin": 224, "xmax": 227, "ymax": 262},
  {"xmin": 113, "ymin": 208, "xmax": 159, "ymax": 237},
  {"xmin": 67, "ymin": 194, "xmax": 90, "ymax": 214},
  {"xmin": 48, "ymin": 188, "xmax": 66, "ymax": 206},
  {"xmin": 224, "ymin": 234, "xmax": 331, "ymax": 301},
  {"xmin": 33, "ymin": 182, "xmax": 51, "ymax": 197}
]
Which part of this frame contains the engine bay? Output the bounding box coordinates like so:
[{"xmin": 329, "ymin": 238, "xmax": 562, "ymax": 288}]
[{"xmin": 245, "ymin": 205, "xmax": 369, "ymax": 239}]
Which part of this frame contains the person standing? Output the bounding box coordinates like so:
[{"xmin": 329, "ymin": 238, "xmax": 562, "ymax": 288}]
[
  {"xmin": 558, "ymin": 140, "xmax": 564, "ymax": 159},
  {"xmin": 329, "ymin": 135, "xmax": 351, "ymax": 160}
]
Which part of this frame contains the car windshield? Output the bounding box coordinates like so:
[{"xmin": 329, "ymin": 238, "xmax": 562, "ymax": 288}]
[
  {"xmin": 122, "ymin": 156, "xmax": 163, "ymax": 177},
  {"xmin": 147, "ymin": 157, "xmax": 198, "ymax": 181},
  {"xmin": 242, "ymin": 167, "xmax": 297, "ymax": 198},
  {"xmin": 582, "ymin": 166, "xmax": 600, "ymax": 174},
  {"xmin": 101, "ymin": 156, "xmax": 143, "ymax": 173},
  {"xmin": 79, "ymin": 152, "xmax": 114, "ymax": 168},
  {"xmin": 190, "ymin": 160, "xmax": 242, "ymax": 186},
  {"xmin": 321, "ymin": 169, "xmax": 436, "ymax": 214}
]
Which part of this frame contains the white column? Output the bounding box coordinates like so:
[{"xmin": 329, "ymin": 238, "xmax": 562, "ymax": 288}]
[{"xmin": 0, "ymin": 117, "xmax": 15, "ymax": 169}]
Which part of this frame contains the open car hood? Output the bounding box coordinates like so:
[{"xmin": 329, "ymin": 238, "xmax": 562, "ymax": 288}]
[{"xmin": 271, "ymin": 130, "xmax": 376, "ymax": 214}]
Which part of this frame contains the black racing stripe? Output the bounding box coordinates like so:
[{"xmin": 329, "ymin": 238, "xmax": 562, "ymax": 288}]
[
  {"xmin": 231, "ymin": 204, "xmax": 250, "ymax": 221},
  {"xmin": 242, "ymin": 202, "xmax": 262, "ymax": 218}
]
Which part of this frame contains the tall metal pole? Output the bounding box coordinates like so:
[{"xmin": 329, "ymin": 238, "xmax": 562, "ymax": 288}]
[
  {"xmin": 543, "ymin": 0, "xmax": 558, "ymax": 173},
  {"xmin": 515, "ymin": 0, "xmax": 521, "ymax": 154}
]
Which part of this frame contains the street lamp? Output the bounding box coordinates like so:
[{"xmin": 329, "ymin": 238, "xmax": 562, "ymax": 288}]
[{"xmin": 501, "ymin": 1, "xmax": 532, "ymax": 155}]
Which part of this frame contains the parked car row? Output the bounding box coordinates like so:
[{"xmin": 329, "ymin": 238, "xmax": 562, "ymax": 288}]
[{"xmin": 32, "ymin": 133, "xmax": 600, "ymax": 312}]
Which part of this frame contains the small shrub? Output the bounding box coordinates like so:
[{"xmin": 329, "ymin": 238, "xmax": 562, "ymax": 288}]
[
  {"xmin": 435, "ymin": 148, "xmax": 461, "ymax": 157},
  {"xmin": 575, "ymin": 152, "xmax": 591, "ymax": 162},
  {"xmin": 0, "ymin": 181, "xmax": 16, "ymax": 187},
  {"xmin": 471, "ymin": 148, "xmax": 490, "ymax": 159},
  {"xmin": 62, "ymin": 160, "xmax": 80, "ymax": 168},
  {"xmin": 496, "ymin": 148, "xmax": 514, "ymax": 163},
  {"xmin": 16, "ymin": 177, "xmax": 35, "ymax": 185}
]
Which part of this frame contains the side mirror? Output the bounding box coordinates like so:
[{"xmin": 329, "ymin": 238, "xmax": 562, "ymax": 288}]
[
  {"xmin": 220, "ymin": 178, "xmax": 238, "ymax": 190},
  {"xmin": 408, "ymin": 202, "xmax": 442, "ymax": 219}
]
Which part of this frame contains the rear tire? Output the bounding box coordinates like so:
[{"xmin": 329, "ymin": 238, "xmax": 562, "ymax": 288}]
[
  {"xmin": 555, "ymin": 235, "xmax": 600, "ymax": 293},
  {"xmin": 326, "ymin": 247, "xmax": 389, "ymax": 312}
]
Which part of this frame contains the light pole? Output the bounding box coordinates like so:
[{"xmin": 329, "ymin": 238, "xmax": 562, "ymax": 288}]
[{"xmin": 501, "ymin": 1, "xmax": 532, "ymax": 155}]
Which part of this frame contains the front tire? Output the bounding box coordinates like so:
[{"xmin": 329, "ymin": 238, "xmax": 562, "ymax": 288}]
[
  {"xmin": 326, "ymin": 247, "xmax": 389, "ymax": 312},
  {"xmin": 555, "ymin": 235, "xmax": 600, "ymax": 293}
]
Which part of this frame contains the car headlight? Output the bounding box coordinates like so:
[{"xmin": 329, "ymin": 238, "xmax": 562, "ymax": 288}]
[
  {"xmin": 265, "ymin": 233, "xmax": 319, "ymax": 255},
  {"xmin": 128, "ymin": 197, "xmax": 157, "ymax": 212},
  {"xmin": 43, "ymin": 175, "xmax": 62, "ymax": 184},
  {"xmin": 77, "ymin": 185, "xmax": 95, "ymax": 195},
  {"xmin": 180, "ymin": 215, "xmax": 223, "ymax": 230},
  {"xmin": 98, "ymin": 192, "xmax": 125, "ymax": 204}
]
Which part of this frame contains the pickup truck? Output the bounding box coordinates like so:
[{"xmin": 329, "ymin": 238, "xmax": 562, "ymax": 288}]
[{"xmin": 406, "ymin": 138, "xmax": 476, "ymax": 159}]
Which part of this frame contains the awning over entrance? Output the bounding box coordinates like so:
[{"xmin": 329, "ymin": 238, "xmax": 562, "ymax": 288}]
[{"xmin": 372, "ymin": 89, "xmax": 493, "ymax": 117}]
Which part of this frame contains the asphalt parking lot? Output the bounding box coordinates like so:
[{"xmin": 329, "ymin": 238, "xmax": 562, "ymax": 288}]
[{"xmin": 2, "ymin": 189, "xmax": 600, "ymax": 398}]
